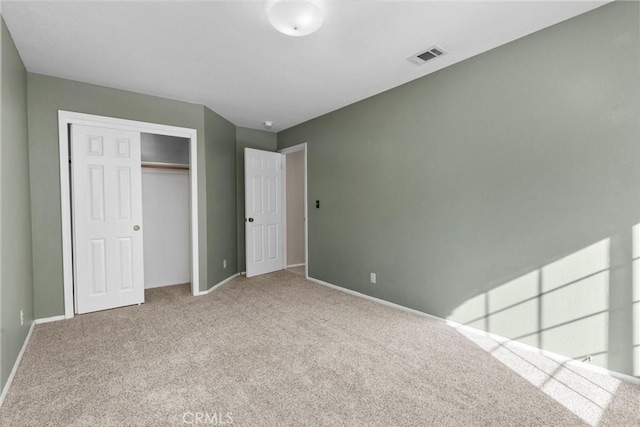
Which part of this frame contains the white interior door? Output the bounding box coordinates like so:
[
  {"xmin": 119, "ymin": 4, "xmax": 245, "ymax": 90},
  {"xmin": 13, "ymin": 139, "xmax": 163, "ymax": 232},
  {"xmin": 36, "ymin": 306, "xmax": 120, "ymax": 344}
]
[
  {"xmin": 245, "ymin": 148, "xmax": 284, "ymax": 277},
  {"xmin": 71, "ymin": 124, "xmax": 145, "ymax": 314}
]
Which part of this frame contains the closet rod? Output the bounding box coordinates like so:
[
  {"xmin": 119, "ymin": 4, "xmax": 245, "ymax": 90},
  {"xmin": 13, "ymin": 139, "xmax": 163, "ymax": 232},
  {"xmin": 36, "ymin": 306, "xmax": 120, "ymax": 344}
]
[{"xmin": 141, "ymin": 162, "xmax": 189, "ymax": 171}]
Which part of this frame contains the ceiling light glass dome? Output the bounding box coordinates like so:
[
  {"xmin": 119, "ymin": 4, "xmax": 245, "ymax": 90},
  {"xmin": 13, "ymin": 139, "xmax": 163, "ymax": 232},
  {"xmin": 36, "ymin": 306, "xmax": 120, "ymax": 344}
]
[{"xmin": 266, "ymin": 0, "xmax": 324, "ymax": 37}]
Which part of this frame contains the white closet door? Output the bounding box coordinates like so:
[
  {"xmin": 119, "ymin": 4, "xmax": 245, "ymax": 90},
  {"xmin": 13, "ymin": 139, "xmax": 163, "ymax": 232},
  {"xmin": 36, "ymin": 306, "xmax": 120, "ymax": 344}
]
[
  {"xmin": 245, "ymin": 148, "xmax": 284, "ymax": 277},
  {"xmin": 71, "ymin": 124, "xmax": 145, "ymax": 314}
]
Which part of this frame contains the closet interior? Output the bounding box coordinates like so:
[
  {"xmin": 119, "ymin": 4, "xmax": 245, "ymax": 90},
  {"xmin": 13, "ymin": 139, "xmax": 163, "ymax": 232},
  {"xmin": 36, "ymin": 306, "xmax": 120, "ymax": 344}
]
[{"xmin": 140, "ymin": 133, "xmax": 191, "ymax": 289}]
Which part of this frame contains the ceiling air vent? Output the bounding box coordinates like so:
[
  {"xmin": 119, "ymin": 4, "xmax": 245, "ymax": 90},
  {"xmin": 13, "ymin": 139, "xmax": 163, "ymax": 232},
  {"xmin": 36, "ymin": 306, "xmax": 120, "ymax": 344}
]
[{"xmin": 407, "ymin": 46, "xmax": 446, "ymax": 66}]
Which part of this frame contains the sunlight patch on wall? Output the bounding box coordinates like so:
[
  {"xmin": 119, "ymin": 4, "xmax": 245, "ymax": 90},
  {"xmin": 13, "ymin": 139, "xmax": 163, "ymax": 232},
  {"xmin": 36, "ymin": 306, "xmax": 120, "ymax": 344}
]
[
  {"xmin": 488, "ymin": 271, "xmax": 540, "ymax": 347},
  {"xmin": 447, "ymin": 239, "xmax": 610, "ymax": 369},
  {"xmin": 541, "ymin": 240, "xmax": 610, "ymax": 367},
  {"xmin": 541, "ymin": 239, "xmax": 609, "ymax": 292},
  {"xmin": 447, "ymin": 293, "xmax": 487, "ymax": 330},
  {"xmin": 632, "ymin": 224, "xmax": 640, "ymax": 376}
]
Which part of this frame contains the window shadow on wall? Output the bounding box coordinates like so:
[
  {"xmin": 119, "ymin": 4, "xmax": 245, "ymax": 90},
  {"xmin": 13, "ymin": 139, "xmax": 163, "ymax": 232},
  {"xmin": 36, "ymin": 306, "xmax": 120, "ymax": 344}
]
[
  {"xmin": 446, "ymin": 238, "xmax": 624, "ymax": 425},
  {"xmin": 448, "ymin": 238, "xmax": 612, "ymax": 366},
  {"xmin": 631, "ymin": 224, "xmax": 640, "ymax": 376}
]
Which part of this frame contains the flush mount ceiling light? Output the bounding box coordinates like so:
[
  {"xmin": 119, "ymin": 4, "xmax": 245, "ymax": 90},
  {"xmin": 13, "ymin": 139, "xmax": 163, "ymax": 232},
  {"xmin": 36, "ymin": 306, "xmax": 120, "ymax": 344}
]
[{"xmin": 266, "ymin": 0, "xmax": 324, "ymax": 37}]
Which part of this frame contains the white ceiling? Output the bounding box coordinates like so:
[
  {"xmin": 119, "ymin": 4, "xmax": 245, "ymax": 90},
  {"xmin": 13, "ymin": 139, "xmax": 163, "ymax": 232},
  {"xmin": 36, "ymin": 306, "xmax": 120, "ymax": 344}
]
[{"xmin": 2, "ymin": 1, "xmax": 609, "ymax": 132}]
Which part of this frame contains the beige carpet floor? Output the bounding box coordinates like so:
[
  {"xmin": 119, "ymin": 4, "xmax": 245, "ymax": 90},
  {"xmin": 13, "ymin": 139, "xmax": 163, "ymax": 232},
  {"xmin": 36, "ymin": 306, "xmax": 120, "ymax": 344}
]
[
  {"xmin": 1, "ymin": 270, "xmax": 639, "ymax": 426},
  {"xmin": 286, "ymin": 265, "xmax": 305, "ymax": 276}
]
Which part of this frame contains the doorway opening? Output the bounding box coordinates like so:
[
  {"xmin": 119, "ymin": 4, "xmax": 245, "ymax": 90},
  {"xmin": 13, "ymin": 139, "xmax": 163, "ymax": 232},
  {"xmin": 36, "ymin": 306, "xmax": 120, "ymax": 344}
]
[
  {"xmin": 281, "ymin": 143, "xmax": 308, "ymax": 279},
  {"xmin": 58, "ymin": 111, "xmax": 200, "ymax": 318},
  {"xmin": 243, "ymin": 143, "xmax": 308, "ymax": 279}
]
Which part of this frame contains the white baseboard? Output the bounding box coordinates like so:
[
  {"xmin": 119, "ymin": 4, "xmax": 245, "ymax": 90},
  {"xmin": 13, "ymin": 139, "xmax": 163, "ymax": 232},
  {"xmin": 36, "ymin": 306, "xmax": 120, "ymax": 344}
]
[
  {"xmin": 286, "ymin": 263, "xmax": 305, "ymax": 268},
  {"xmin": 35, "ymin": 315, "xmax": 66, "ymax": 325},
  {"xmin": 307, "ymin": 277, "xmax": 445, "ymax": 323},
  {"xmin": 199, "ymin": 273, "xmax": 239, "ymax": 295},
  {"xmin": 0, "ymin": 321, "xmax": 35, "ymax": 407},
  {"xmin": 307, "ymin": 276, "xmax": 640, "ymax": 386}
]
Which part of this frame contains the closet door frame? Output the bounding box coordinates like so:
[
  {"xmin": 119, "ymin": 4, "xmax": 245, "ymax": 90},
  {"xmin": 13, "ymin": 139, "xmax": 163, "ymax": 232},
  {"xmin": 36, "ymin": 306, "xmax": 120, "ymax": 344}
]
[{"xmin": 58, "ymin": 110, "xmax": 200, "ymax": 319}]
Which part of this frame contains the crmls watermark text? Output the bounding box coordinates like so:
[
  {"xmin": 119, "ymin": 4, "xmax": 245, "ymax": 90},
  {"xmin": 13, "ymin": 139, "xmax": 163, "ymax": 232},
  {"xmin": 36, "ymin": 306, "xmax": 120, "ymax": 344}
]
[{"xmin": 182, "ymin": 411, "xmax": 233, "ymax": 425}]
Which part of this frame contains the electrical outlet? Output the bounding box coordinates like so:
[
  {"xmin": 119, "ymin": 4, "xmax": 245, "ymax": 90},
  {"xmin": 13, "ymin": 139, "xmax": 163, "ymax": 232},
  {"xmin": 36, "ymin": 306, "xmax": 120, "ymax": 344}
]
[
  {"xmin": 223, "ymin": 259, "xmax": 227, "ymax": 269},
  {"xmin": 370, "ymin": 273, "xmax": 377, "ymax": 284},
  {"xmin": 20, "ymin": 309, "xmax": 24, "ymax": 326}
]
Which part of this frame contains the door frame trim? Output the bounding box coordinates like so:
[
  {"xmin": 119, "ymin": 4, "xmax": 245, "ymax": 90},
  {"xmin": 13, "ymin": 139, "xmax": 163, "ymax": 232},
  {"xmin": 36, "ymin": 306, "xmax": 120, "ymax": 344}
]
[
  {"xmin": 279, "ymin": 143, "xmax": 309, "ymax": 279},
  {"xmin": 58, "ymin": 110, "xmax": 200, "ymax": 318}
]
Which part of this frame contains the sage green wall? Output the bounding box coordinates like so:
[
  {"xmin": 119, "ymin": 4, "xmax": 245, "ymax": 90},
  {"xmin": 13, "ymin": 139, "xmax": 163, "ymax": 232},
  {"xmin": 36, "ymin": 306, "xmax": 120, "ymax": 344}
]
[
  {"xmin": 1, "ymin": 18, "xmax": 34, "ymax": 390},
  {"xmin": 278, "ymin": 2, "xmax": 640, "ymax": 376},
  {"xmin": 205, "ymin": 107, "xmax": 237, "ymax": 286},
  {"xmin": 27, "ymin": 74, "xmax": 210, "ymax": 316},
  {"xmin": 235, "ymin": 127, "xmax": 277, "ymax": 272}
]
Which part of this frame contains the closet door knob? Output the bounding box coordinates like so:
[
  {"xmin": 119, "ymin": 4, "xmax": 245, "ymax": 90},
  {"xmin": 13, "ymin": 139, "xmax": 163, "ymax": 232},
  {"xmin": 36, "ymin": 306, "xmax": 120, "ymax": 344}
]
[
  {"xmin": 133, "ymin": 225, "xmax": 140, "ymax": 231},
  {"xmin": 248, "ymin": 218, "xmax": 254, "ymax": 222}
]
